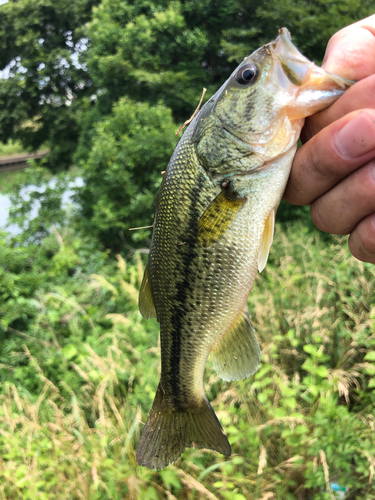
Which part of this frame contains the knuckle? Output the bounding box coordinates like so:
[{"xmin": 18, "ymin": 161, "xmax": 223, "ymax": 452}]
[
  {"xmin": 357, "ymin": 162, "xmax": 375, "ymax": 204},
  {"xmin": 363, "ymin": 76, "xmax": 375, "ymax": 99},
  {"xmin": 366, "ymin": 162, "xmax": 375, "ymax": 189},
  {"xmin": 310, "ymin": 200, "xmax": 333, "ymax": 234},
  {"xmin": 348, "ymin": 216, "xmax": 375, "ymax": 264},
  {"xmin": 305, "ymin": 139, "xmax": 338, "ymax": 182}
]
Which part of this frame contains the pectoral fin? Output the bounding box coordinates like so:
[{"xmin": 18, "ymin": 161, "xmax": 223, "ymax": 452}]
[
  {"xmin": 197, "ymin": 182, "xmax": 246, "ymax": 247},
  {"xmin": 139, "ymin": 261, "xmax": 157, "ymax": 319},
  {"xmin": 258, "ymin": 208, "xmax": 275, "ymax": 273},
  {"xmin": 211, "ymin": 308, "xmax": 260, "ymax": 382}
]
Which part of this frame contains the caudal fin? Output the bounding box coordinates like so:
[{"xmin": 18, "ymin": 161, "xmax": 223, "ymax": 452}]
[{"xmin": 137, "ymin": 383, "xmax": 231, "ymax": 469}]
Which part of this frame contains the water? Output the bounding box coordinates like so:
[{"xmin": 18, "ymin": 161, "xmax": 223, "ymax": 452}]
[{"xmin": 0, "ymin": 177, "xmax": 84, "ymax": 235}]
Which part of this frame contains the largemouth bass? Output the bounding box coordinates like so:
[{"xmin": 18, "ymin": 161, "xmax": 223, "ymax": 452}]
[{"xmin": 137, "ymin": 28, "xmax": 353, "ymax": 469}]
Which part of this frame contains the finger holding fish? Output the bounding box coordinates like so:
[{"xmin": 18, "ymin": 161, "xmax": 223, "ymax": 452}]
[
  {"xmin": 286, "ymin": 14, "xmax": 375, "ymax": 264},
  {"xmin": 284, "ymin": 109, "xmax": 375, "ymax": 206}
]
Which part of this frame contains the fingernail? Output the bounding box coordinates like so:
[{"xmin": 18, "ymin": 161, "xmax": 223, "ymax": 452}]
[{"xmin": 335, "ymin": 112, "xmax": 375, "ymax": 159}]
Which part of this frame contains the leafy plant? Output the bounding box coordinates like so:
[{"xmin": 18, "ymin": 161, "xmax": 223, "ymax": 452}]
[
  {"xmin": 76, "ymin": 97, "xmax": 178, "ymax": 249},
  {"xmin": 0, "ymin": 222, "xmax": 374, "ymax": 498}
]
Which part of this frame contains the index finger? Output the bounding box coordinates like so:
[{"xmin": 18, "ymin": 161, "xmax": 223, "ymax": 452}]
[{"xmin": 323, "ymin": 14, "xmax": 375, "ymax": 79}]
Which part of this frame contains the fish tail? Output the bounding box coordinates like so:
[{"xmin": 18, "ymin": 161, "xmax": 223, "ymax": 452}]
[{"xmin": 137, "ymin": 383, "xmax": 231, "ymax": 469}]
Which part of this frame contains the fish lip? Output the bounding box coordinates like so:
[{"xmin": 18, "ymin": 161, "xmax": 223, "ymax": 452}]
[
  {"xmin": 306, "ymin": 67, "xmax": 355, "ymax": 90},
  {"xmin": 269, "ymin": 28, "xmax": 314, "ymax": 88},
  {"xmin": 274, "ymin": 28, "xmax": 305, "ymax": 60},
  {"xmin": 270, "ymin": 27, "xmax": 354, "ymax": 91}
]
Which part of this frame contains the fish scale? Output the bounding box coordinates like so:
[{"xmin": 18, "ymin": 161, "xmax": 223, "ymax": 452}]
[{"xmin": 137, "ymin": 28, "xmax": 354, "ymax": 469}]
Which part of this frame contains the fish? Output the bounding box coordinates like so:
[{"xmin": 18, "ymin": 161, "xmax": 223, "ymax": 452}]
[{"xmin": 136, "ymin": 28, "xmax": 353, "ymax": 469}]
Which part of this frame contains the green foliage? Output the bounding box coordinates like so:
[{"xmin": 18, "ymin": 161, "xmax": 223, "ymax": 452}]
[
  {"xmin": 4, "ymin": 0, "xmax": 369, "ymax": 172},
  {"xmin": 222, "ymin": 0, "xmax": 374, "ymax": 64},
  {"xmin": 76, "ymin": 97, "xmax": 178, "ymax": 249},
  {"xmin": 2, "ymin": 3, "xmax": 375, "ymax": 496},
  {"xmin": 0, "ymin": 0, "xmax": 100, "ymax": 170},
  {"xmin": 0, "ymin": 140, "xmax": 25, "ymax": 157},
  {"xmin": 75, "ymin": 0, "xmax": 375, "ymax": 243},
  {"xmin": 84, "ymin": 0, "xmax": 373, "ymax": 126},
  {"xmin": 84, "ymin": 0, "xmax": 238, "ymax": 123},
  {"xmin": 0, "ymin": 222, "xmax": 374, "ymax": 498}
]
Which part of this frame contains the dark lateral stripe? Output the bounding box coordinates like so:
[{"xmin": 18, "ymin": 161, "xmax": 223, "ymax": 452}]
[{"xmin": 168, "ymin": 172, "xmax": 205, "ymax": 408}]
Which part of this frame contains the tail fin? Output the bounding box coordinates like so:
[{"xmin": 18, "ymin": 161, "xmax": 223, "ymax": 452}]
[{"xmin": 137, "ymin": 383, "xmax": 231, "ymax": 469}]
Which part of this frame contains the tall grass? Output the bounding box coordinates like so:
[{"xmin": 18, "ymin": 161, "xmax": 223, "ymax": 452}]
[
  {"xmin": 0, "ymin": 140, "xmax": 25, "ymax": 157},
  {"xmin": 0, "ymin": 224, "xmax": 374, "ymax": 499}
]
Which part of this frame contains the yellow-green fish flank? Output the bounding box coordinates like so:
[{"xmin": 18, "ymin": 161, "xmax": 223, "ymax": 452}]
[{"xmin": 137, "ymin": 28, "xmax": 354, "ymax": 469}]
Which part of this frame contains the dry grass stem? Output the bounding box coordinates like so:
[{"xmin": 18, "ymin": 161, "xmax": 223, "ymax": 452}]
[{"xmin": 175, "ymin": 87, "xmax": 207, "ymax": 135}]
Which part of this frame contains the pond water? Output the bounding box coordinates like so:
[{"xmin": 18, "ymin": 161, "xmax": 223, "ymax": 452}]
[{"xmin": 0, "ymin": 177, "xmax": 84, "ymax": 235}]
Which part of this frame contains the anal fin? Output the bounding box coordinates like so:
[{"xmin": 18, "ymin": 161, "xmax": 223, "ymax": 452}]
[
  {"xmin": 139, "ymin": 261, "xmax": 157, "ymax": 319},
  {"xmin": 211, "ymin": 308, "xmax": 260, "ymax": 382}
]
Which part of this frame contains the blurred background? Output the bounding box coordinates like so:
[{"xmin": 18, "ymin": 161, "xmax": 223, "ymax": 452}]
[{"xmin": 0, "ymin": 0, "xmax": 375, "ymax": 498}]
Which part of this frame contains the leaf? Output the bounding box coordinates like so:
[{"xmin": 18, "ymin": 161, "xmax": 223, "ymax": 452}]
[
  {"xmin": 316, "ymin": 365, "xmax": 329, "ymax": 378},
  {"xmin": 364, "ymin": 352, "xmax": 375, "ymax": 362}
]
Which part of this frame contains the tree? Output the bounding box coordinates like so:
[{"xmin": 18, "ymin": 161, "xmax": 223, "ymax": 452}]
[
  {"xmin": 0, "ymin": 0, "xmax": 100, "ymax": 170},
  {"xmin": 221, "ymin": 0, "xmax": 375, "ymax": 64},
  {"xmin": 81, "ymin": 0, "xmax": 239, "ymax": 125},
  {"xmin": 82, "ymin": 0, "xmax": 374, "ymax": 129},
  {"xmin": 76, "ymin": 97, "xmax": 178, "ymax": 250}
]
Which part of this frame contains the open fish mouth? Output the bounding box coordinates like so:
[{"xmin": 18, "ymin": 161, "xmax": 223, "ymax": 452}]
[{"xmin": 270, "ymin": 28, "xmax": 354, "ymax": 92}]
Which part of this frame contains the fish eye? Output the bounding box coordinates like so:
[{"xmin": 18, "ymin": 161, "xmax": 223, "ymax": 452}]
[{"xmin": 235, "ymin": 63, "xmax": 259, "ymax": 85}]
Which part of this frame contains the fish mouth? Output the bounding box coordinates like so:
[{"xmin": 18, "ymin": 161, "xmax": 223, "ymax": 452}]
[{"xmin": 270, "ymin": 28, "xmax": 354, "ymax": 92}]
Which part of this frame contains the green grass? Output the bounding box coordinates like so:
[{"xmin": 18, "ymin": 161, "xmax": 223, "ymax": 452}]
[
  {"xmin": 0, "ymin": 140, "xmax": 25, "ymax": 157},
  {"xmin": 0, "ymin": 223, "xmax": 374, "ymax": 499}
]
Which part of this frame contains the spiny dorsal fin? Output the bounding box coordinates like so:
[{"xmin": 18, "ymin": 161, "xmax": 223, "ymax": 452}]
[
  {"xmin": 138, "ymin": 260, "xmax": 157, "ymax": 319},
  {"xmin": 211, "ymin": 308, "xmax": 260, "ymax": 382},
  {"xmin": 197, "ymin": 182, "xmax": 246, "ymax": 247},
  {"xmin": 258, "ymin": 208, "xmax": 275, "ymax": 273}
]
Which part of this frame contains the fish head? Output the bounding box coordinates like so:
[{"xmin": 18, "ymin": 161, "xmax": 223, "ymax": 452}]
[{"xmin": 194, "ymin": 28, "xmax": 354, "ymax": 178}]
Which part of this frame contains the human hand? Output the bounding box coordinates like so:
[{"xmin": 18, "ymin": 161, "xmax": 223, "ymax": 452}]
[{"xmin": 284, "ymin": 15, "xmax": 375, "ymax": 264}]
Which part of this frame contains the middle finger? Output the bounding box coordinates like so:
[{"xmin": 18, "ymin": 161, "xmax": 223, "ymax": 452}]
[
  {"xmin": 284, "ymin": 108, "xmax": 375, "ymax": 206},
  {"xmin": 310, "ymin": 159, "xmax": 375, "ymax": 235}
]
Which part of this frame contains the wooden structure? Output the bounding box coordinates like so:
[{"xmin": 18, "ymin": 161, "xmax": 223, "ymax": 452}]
[{"xmin": 0, "ymin": 150, "xmax": 48, "ymax": 173}]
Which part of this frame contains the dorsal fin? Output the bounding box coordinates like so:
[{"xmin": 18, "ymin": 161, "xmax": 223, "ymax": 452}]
[
  {"xmin": 138, "ymin": 261, "xmax": 157, "ymax": 319},
  {"xmin": 258, "ymin": 208, "xmax": 275, "ymax": 273}
]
